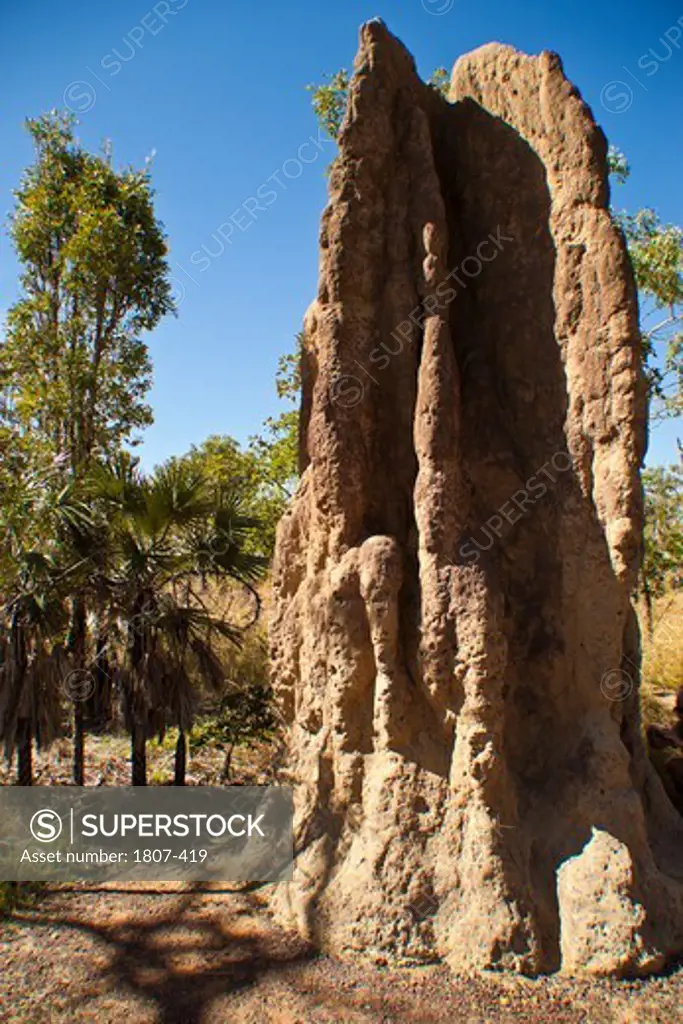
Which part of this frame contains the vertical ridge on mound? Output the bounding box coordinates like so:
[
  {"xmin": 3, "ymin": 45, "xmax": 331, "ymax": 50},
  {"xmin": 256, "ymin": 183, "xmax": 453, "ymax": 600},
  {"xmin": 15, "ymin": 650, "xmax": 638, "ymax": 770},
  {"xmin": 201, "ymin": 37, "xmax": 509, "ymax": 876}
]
[{"xmin": 270, "ymin": 19, "xmax": 683, "ymax": 976}]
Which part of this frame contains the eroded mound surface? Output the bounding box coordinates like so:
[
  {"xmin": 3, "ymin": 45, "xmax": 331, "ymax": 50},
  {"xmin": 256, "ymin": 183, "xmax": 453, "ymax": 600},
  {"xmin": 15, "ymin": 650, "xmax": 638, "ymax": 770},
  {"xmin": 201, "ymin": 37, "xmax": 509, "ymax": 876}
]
[{"xmin": 270, "ymin": 20, "xmax": 683, "ymax": 975}]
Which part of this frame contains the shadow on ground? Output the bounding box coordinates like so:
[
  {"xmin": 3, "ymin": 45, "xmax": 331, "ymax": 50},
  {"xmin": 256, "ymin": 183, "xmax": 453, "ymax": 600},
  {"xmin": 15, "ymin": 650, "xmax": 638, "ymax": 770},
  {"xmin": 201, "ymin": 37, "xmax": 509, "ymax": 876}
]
[
  {"xmin": 2, "ymin": 885, "xmax": 682, "ymax": 1024},
  {"xmin": 5, "ymin": 885, "xmax": 317, "ymax": 1024}
]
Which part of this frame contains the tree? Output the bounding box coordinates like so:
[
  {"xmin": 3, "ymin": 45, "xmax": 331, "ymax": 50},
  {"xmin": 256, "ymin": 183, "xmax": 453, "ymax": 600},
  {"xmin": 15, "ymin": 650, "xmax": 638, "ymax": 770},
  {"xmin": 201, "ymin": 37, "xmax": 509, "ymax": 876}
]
[
  {"xmin": 0, "ymin": 551, "xmax": 69, "ymax": 784},
  {"xmin": 607, "ymin": 147, "xmax": 683, "ymax": 604},
  {"xmin": 306, "ymin": 69, "xmax": 350, "ymax": 142},
  {"xmin": 607, "ymin": 145, "xmax": 630, "ymax": 185},
  {"xmin": 0, "ymin": 110, "xmax": 175, "ymax": 784},
  {"xmin": 245, "ymin": 333, "xmax": 302, "ymax": 529},
  {"xmin": 307, "ymin": 66, "xmax": 450, "ymax": 147},
  {"xmin": 177, "ymin": 336, "xmax": 302, "ymax": 559},
  {"xmin": 622, "ymin": 210, "xmax": 683, "ymax": 421},
  {"xmin": 191, "ymin": 681, "xmax": 276, "ymax": 782},
  {"xmin": 640, "ymin": 461, "xmax": 683, "ymax": 628},
  {"xmin": 427, "ymin": 67, "xmax": 450, "ymax": 97},
  {"xmin": 2, "ymin": 111, "xmax": 174, "ymax": 471},
  {"xmin": 93, "ymin": 456, "xmax": 267, "ymax": 785},
  {"xmin": 57, "ymin": 481, "xmax": 117, "ymax": 781},
  {"xmin": 0, "ymin": 467, "xmax": 95, "ymax": 784},
  {"xmin": 609, "ymin": 146, "xmax": 683, "ymax": 422},
  {"xmin": 189, "ymin": 624, "xmax": 276, "ymax": 782},
  {"xmin": 175, "ymin": 435, "xmax": 289, "ymax": 561}
]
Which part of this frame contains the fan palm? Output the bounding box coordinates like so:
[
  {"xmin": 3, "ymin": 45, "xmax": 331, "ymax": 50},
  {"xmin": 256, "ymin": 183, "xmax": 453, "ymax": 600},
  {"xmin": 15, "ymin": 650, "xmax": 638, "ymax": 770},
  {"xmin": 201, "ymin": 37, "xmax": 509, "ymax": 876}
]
[
  {"xmin": 94, "ymin": 457, "xmax": 267, "ymax": 785},
  {"xmin": 49, "ymin": 481, "xmax": 112, "ymax": 783},
  {"xmin": 0, "ymin": 552, "xmax": 69, "ymax": 784},
  {"xmin": 0, "ymin": 466, "xmax": 95, "ymax": 785}
]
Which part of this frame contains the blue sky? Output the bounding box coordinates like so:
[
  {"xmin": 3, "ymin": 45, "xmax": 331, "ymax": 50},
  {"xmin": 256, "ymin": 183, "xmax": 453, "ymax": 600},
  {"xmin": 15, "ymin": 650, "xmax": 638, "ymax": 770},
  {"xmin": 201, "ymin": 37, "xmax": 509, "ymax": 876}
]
[{"xmin": 1, "ymin": 0, "xmax": 681, "ymax": 468}]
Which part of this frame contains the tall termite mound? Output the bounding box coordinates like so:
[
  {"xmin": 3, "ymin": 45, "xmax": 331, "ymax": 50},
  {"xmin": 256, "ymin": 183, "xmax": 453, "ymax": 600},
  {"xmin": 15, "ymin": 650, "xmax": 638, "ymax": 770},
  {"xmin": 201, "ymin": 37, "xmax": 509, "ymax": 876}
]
[{"xmin": 269, "ymin": 19, "xmax": 683, "ymax": 975}]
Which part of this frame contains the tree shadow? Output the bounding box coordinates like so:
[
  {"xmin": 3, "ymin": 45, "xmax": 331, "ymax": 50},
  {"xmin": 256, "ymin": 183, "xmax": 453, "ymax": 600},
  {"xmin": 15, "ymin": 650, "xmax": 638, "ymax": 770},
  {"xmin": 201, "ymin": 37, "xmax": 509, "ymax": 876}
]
[
  {"xmin": 4, "ymin": 884, "xmax": 457, "ymax": 1022},
  {"xmin": 8, "ymin": 887, "xmax": 314, "ymax": 1024}
]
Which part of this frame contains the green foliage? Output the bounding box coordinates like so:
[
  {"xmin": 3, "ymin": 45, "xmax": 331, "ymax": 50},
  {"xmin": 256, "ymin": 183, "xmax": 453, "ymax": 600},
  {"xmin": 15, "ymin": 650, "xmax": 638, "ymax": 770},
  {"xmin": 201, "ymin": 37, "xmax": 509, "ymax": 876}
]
[
  {"xmin": 91, "ymin": 455, "xmax": 266, "ymax": 645},
  {"xmin": 620, "ymin": 209, "xmax": 683, "ymax": 421},
  {"xmin": 191, "ymin": 647, "xmax": 276, "ymax": 781},
  {"xmin": 428, "ymin": 67, "xmax": 450, "ymax": 98},
  {"xmin": 0, "ymin": 467, "xmax": 94, "ymax": 772},
  {"xmin": 641, "ymin": 462, "xmax": 683, "ymax": 607},
  {"xmin": 609, "ymin": 150, "xmax": 683, "ymax": 422},
  {"xmin": 307, "ymin": 65, "xmax": 451, "ymax": 149},
  {"xmin": 191, "ymin": 682, "xmax": 275, "ymax": 748},
  {"xmin": 174, "ymin": 434, "xmax": 291, "ymax": 560},
  {"xmin": 177, "ymin": 333, "xmax": 303, "ymax": 558},
  {"xmin": 0, "ymin": 111, "xmax": 274, "ymax": 785},
  {"xmin": 84, "ymin": 456, "xmax": 268, "ymax": 782},
  {"xmin": 607, "ymin": 145, "xmax": 630, "ymax": 185},
  {"xmin": 0, "ymin": 447, "xmax": 268, "ymax": 781},
  {"xmin": 0, "ymin": 448, "xmax": 65, "ymax": 586},
  {"xmin": 624, "ymin": 210, "xmax": 683, "ymax": 309},
  {"xmin": 246, "ymin": 332, "xmax": 301, "ymax": 519},
  {"xmin": 273, "ymin": 340, "xmax": 303, "ymax": 402},
  {"xmin": 250, "ymin": 410, "xmax": 298, "ymax": 484},
  {"xmin": 1, "ymin": 111, "xmax": 174, "ymax": 473},
  {"xmin": 306, "ymin": 69, "xmax": 350, "ymax": 142},
  {"xmin": 607, "ymin": 147, "xmax": 683, "ymax": 598},
  {"xmin": 188, "ymin": 625, "xmax": 277, "ymax": 779}
]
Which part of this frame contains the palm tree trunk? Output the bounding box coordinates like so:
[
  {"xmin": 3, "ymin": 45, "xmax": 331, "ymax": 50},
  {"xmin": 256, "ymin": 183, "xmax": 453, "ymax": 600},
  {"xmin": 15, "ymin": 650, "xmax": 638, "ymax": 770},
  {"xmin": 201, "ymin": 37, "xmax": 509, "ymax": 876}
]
[
  {"xmin": 174, "ymin": 730, "xmax": 187, "ymax": 786},
  {"xmin": 92, "ymin": 630, "xmax": 112, "ymax": 730},
  {"xmin": 131, "ymin": 726, "xmax": 147, "ymax": 786},
  {"xmin": 73, "ymin": 703, "xmax": 85, "ymax": 785},
  {"xmin": 70, "ymin": 596, "xmax": 87, "ymax": 785},
  {"xmin": 16, "ymin": 719, "xmax": 33, "ymax": 786}
]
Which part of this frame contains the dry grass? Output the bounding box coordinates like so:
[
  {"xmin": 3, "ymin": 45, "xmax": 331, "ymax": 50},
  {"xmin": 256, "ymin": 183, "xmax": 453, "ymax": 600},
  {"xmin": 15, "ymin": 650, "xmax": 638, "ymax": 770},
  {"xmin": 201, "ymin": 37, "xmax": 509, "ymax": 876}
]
[{"xmin": 639, "ymin": 590, "xmax": 683, "ymax": 728}]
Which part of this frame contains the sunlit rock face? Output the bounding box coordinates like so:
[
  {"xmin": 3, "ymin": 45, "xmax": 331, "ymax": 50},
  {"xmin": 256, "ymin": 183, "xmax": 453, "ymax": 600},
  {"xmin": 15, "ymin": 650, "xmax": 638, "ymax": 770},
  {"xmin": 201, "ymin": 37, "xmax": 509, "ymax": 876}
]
[{"xmin": 269, "ymin": 19, "xmax": 683, "ymax": 976}]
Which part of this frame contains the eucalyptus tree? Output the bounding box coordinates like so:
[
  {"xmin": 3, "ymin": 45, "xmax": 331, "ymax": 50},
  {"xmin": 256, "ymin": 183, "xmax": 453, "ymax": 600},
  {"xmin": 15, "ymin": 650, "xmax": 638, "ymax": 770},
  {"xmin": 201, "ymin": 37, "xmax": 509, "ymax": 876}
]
[
  {"xmin": 605, "ymin": 149, "xmax": 683, "ymax": 600},
  {"xmin": 2, "ymin": 110, "xmax": 174, "ymax": 470},
  {"xmin": 623, "ymin": 209, "xmax": 683, "ymax": 422},
  {"xmin": 306, "ymin": 66, "xmax": 448, "ymax": 154},
  {"xmin": 608, "ymin": 147, "xmax": 683, "ymax": 421}
]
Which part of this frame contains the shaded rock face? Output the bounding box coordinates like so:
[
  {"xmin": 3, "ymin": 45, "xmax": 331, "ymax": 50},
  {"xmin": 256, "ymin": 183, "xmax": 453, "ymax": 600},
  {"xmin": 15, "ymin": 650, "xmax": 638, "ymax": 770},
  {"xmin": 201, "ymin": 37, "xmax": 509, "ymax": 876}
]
[{"xmin": 269, "ymin": 21, "xmax": 683, "ymax": 975}]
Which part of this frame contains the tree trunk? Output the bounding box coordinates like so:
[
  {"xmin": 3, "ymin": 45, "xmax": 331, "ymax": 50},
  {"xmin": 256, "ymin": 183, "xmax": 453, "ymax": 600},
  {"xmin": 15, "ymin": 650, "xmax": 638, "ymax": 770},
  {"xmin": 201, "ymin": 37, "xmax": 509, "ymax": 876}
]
[
  {"xmin": 16, "ymin": 719, "xmax": 33, "ymax": 786},
  {"xmin": 222, "ymin": 743, "xmax": 235, "ymax": 783},
  {"xmin": 90, "ymin": 631, "xmax": 113, "ymax": 731},
  {"xmin": 131, "ymin": 726, "xmax": 147, "ymax": 786},
  {"xmin": 73, "ymin": 702, "xmax": 85, "ymax": 785},
  {"xmin": 174, "ymin": 730, "xmax": 187, "ymax": 786},
  {"xmin": 70, "ymin": 596, "xmax": 87, "ymax": 785}
]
